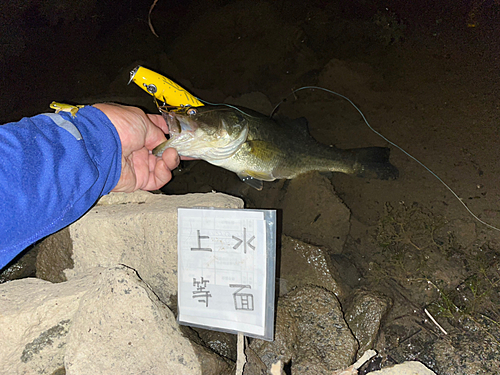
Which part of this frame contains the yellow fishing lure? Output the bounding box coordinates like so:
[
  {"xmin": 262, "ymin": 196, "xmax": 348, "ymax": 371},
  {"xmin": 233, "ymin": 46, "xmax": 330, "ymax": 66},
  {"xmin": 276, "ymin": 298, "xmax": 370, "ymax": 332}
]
[{"xmin": 128, "ymin": 65, "xmax": 203, "ymax": 108}]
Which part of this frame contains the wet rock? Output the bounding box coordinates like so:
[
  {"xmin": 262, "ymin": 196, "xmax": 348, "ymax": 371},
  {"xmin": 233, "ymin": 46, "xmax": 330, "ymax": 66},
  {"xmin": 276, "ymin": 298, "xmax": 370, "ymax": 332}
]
[
  {"xmin": 367, "ymin": 361, "xmax": 436, "ymax": 374},
  {"xmin": 382, "ymin": 304, "xmax": 500, "ymax": 374},
  {"xmin": 242, "ymin": 346, "xmax": 268, "ymax": 375},
  {"xmin": 344, "ymin": 289, "xmax": 392, "ymax": 354},
  {"xmin": 318, "ymin": 58, "xmax": 386, "ymax": 106},
  {"xmin": 329, "ymin": 253, "xmax": 362, "ymax": 291},
  {"xmin": 251, "ymin": 285, "xmax": 358, "ymax": 374},
  {"xmin": 193, "ymin": 328, "xmax": 237, "ymax": 361},
  {"xmin": 430, "ymin": 316, "xmax": 500, "ymax": 375},
  {"xmin": 37, "ymin": 191, "xmax": 243, "ymax": 307},
  {"xmin": 279, "ymin": 235, "xmax": 344, "ymax": 298},
  {"xmin": 0, "ymin": 244, "xmax": 38, "ymax": 283},
  {"xmin": 0, "ymin": 266, "xmax": 231, "ymax": 375},
  {"xmin": 280, "ymin": 172, "xmax": 351, "ymax": 253},
  {"xmin": 381, "ymin": 316, "xmax": 439, "ymax": 370}
]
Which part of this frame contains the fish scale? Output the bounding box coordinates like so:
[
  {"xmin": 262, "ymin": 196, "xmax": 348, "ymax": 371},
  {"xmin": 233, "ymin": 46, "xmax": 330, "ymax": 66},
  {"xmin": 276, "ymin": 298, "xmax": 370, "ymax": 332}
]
[{"xmin": 153, "ymin": 105, "xmax": 398, "ymax": 190}]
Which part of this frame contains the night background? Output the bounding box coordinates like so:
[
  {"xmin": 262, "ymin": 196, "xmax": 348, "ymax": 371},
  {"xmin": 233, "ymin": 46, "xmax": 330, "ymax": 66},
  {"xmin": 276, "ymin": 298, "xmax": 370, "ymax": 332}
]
[{"xmin": 2, "ymin": 0, "xmax": 500, "ymax": 372}]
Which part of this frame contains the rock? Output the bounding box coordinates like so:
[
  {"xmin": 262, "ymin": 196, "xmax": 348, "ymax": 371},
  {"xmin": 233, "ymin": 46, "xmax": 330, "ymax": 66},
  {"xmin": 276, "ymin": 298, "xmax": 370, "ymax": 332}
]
[
  {"xmin": 35, "ymin": 228, "xmax": 73, "ymax": 283},
  {"xmin": 0, "ymin": 244, "xmax": 38, "ymax": 283},
  {"xmin": 0, "ymin": 266, "xmax": 232, "ymax": 374},
  {"xmin": 193, "ymin": 328, "xmax": 237, "ymax": 361},
  {"xmin": 430, "ymin": 316, "xmax": 500, "ymax": 375},
  {"xmin": 278, "ymin": 235, "xmax": 344, "ymax": 298},
  {"xmin": 242, "ymin": 346, "xmax": 268, "ymax": 375},
  {"xmin": 319, "ymin": 59, "xmax": 373, "ymax": 95},
  {"xmin": 37, "ymin": 191, "xmax": 243, "ymax": 306},
  {"xmin": 280, "ymin": 172, "xmax": 351, "ymax": 253},
  {"xmin": 251, "ymin": 285, "xmax": 358, "ymax": 374},
  {"xmin": 318, "ymin": 58, "xmax": 386, "ymax": 105},
  {"xmin": 344, "ymin": 289, "xmax": 392, "ymax": 354},
  {"xmin": 367, "ymin": 361, "xmax": 436, "ymax": 374},
  {"xmin": 383, "ymin": 311, "xmax": 500, "ymax": 374},
  {"xmin": 381, "ymin": 316, "xmax": 438, "ymax": 370}
]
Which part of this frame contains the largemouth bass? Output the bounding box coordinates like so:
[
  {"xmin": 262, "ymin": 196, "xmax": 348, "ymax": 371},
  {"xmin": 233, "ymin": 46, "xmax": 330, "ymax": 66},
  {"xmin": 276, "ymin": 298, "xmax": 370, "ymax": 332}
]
[{"xmin": 153, "ymin": 105, "xmax": 398, "ymax": 190}]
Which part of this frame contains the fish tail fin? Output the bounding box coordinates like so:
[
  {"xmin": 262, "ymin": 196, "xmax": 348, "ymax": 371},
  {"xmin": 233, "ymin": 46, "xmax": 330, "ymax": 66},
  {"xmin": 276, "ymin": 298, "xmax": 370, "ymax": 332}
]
[{"xmin": 350, "ymin": 147, "xmax": 399, "ymax": 180}]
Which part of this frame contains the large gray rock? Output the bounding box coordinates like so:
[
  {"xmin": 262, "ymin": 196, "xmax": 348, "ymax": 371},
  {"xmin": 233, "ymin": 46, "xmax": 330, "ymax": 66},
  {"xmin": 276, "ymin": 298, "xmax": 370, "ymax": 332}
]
[
  {"xmin": 251, "ymin": 285, "xmax": 358, "ymax": 374},
  {"xmin": 280, "ymin": 172, "xmax": 351, "ymax": 253},
  {"xmin": 0, "ymin": 266, "xmax": 231, "ymax": 375},
  {"xmin": 279, "ymin": 235, "xmax": 344, "ymax": 298},
  {"xmin": 344, "ymin": 289, "xmax": 392, "ymax": 354},
  {"xmin": 37, "ymin": 191, "xmax": 243, "ymax": 305}
]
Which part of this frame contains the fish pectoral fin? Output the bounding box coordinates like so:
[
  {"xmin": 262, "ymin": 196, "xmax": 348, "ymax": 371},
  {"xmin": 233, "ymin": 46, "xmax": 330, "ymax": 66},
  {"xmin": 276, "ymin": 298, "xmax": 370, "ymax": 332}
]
[{"xmin": 237, "ymin": 173, "xmax": 265, "ymax": 191}]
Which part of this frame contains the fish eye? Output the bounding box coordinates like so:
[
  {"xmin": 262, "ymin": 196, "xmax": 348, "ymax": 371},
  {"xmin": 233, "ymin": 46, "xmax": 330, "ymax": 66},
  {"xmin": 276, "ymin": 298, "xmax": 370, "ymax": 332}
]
[{"xmin": 187, "ymin": 108, "xmax": 197, "ymax": 116}]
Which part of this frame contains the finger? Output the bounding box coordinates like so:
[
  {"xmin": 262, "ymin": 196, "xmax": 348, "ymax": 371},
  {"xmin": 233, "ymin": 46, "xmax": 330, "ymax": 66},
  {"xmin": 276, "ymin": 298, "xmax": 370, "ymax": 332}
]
[
  {"xmin": 147, "ymin": 114, "xmax": 169, "ymax": 134},
  {"xmin": 148, "ymin": 153, "xmax": 156, "ymax": 173},
  {"xmin": 161, "ymin": 147, "xmax": 180, "ymax": 170},
  {"xmin": 140, "ymin": 151, "xmax": 176, "ymax": 190},
  {"xmin": 143, "ymin": 121, "xmax": 169, "ymax": 150},
  {"xmin": 151, "ymin": 159, "xmax": 173, "ymax": 190}
]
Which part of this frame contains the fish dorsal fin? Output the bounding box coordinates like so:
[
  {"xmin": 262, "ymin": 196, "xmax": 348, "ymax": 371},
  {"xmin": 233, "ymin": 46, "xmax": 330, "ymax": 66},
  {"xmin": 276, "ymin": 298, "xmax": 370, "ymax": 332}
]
[{"xmin": 275, "ymin": 116, "xmax": 310, "ymax": 137}]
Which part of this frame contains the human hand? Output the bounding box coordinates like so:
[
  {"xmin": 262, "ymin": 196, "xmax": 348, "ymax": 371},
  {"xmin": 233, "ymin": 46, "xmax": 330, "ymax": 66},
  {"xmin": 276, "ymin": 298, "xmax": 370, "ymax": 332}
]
[{"xmin": 93, "ymin": 103, "xmax": 180, "ymax": 193}]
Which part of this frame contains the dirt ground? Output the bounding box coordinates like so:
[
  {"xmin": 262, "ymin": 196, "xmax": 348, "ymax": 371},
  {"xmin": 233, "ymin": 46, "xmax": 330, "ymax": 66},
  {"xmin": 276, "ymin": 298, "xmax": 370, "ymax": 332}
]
[{"xmin": 2, "ymin": 0, "xmax": 500, "ymax": 372}]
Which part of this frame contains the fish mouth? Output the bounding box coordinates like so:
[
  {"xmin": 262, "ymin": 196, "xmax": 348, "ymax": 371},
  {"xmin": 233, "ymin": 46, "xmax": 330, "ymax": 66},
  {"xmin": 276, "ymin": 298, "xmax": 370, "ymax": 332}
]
[
  {"xmin": 152, "ymin": 111, "xmax": 198, "ymax": 157},
  {"xmin": 164, "ymin": 111, "xmax": 195, "ymax": 136},
  {"xmin": 159, "ymin": 109, "xmax": 248, "ymax": 160}
]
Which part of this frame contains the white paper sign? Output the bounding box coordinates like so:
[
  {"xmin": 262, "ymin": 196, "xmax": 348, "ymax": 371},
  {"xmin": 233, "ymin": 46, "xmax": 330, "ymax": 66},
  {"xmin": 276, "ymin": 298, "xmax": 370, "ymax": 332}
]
[{"xmin": 177, "ymin": 208, "xmax": 276, "ymax": 340}]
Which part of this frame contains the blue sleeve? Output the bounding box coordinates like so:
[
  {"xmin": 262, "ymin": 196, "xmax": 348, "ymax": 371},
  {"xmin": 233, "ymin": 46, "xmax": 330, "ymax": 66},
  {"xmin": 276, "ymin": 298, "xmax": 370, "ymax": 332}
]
[{"xmin": 0, "ymin": 106, "xmax": 122, "ymax": 270}]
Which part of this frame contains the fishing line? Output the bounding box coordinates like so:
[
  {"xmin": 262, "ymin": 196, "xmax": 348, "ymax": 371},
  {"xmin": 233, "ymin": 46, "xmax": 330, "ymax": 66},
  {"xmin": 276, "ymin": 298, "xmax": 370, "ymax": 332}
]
[
  {"xmin": 196, "ymin": 98, "xmax": 260, "ymax": 118},
  {"xmin": 157, "ymin": 96, "xmax": 256, "ymax": 117},
  {"xmin": 276, "ymin": 85, "xmax": 500, "ymax": 232}
]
